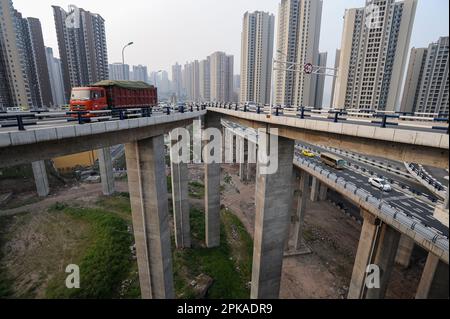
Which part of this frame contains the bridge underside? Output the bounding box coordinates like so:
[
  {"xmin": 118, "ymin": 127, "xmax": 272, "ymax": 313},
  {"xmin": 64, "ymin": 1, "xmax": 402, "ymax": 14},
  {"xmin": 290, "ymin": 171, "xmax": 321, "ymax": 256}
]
[{"xmin": 213, "ymin": 113, "xmax": 449, "ymax": 169}]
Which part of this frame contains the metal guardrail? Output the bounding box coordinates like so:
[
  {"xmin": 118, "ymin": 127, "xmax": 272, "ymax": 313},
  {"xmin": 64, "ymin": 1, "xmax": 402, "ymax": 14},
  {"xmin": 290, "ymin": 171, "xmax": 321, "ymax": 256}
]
[
  {"xmin": 222, "ymin": 119, "xmax": 448, "ymax": 254},
  {"xmin": 0, "ymin": 105, "xmax": 208, "ymax": 132},
  {"xmin": 408, "ymin": 163, "xmax": 447, "ymax": 192},
  {"xmin": 206, "ymin": 104, "xmax": 449, "ymax": 132},
  {"xmin": 296, "ymin": 156, "xmax": 449, "ymax": 253}
]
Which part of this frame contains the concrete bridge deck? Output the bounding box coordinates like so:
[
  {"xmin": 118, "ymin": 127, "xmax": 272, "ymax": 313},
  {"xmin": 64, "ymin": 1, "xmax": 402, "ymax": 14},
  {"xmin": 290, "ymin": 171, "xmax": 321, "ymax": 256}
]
[{"xmin": 207, "ymin": 107, "xmax": 449, "ymax": 169}]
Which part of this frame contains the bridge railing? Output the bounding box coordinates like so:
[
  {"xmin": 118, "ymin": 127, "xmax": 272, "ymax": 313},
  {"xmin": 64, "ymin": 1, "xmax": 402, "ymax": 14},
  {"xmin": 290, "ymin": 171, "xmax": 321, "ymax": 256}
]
[
  {"xmin": 0, "ymin": 104, "xmax": 208, "ymax": 132},
  {"xmin": 206, "ymin": 103, "xmax": 449, "ymax": 133},
  {"xmin": 295, "ymin": 155, "xmax": 449, "ymax": 253},
  {"xmin": 408, "ymin": 163, "xmax": 447, "ymax": 192}
]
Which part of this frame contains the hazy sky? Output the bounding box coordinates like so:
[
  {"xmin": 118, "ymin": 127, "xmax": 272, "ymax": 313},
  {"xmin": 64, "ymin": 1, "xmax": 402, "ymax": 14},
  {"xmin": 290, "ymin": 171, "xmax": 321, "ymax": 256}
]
[{"xmin": 13, "ymin": 0, "xmax": 450, "ymax": 105}]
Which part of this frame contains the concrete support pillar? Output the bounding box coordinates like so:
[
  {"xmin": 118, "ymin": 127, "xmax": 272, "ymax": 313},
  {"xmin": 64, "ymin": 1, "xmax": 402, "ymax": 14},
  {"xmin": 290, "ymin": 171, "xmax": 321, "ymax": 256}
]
[
  {"xmin": 445, "ymin": 187, "xmax": 449, "ymax": 210},
  {"xmin": 395, "ymin": 234, "xmax": 415, "ymax": 268},
  {"xmin": 125, "ymin": 136, "xmax": 174, "ymax": 299},
  {"xmin": 224, "ymin": 128, "xmax": 233, "ymax": 164},
  {"xmin": 204, "ymin": 115, "xmax": 221, "ymax": 248},
  {"xmin": 32, "ymin": 160, "xmax": 49, "ymax": 197},
  {"xmin": 365, "ymin": 224, "xmax": 401, "ymax": 299},
  {"xmin": 292, "ymin": 170, "xmax": 310, "ymax": 251},
  {"xmin": 238, "ymin": 137, "xmax": 247, "ymax": 182},
  {"xmin": 416, "ymin": 253, "xmax": 449, "ymax": 299},
  {"xmin": 318, "ymin": 183, "xmax": 328, "ymax": 201},
  {"xmin": 170, "ymin": 139, "xmax": 191, "ymax": 249},
  {"xmin": 251, "ymin": 136, "xmax": 294, "ymax": 299},
  {"xmin": 348, "ymin": 210, "xmax": 381, "ymax": 299},
  {"xmin": 246, "ymin": 141, "xmax": 257, "ymax": 182},
  {"xmin": 97, "ymin": 147, "xmax": 115, "ymax": 196},
  {"xmin": 310, "ymin": 177, "xmax": 319, "ymax": 202},
  {"xmin": 348, "ymin": 209, "xmax": 401, "ymax": 299}
]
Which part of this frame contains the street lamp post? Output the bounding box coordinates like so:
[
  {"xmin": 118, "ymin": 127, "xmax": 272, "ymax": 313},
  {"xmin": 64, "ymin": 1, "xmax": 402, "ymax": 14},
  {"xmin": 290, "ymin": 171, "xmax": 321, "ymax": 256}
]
[{"xmin": 122, "ymin": 42, "xmax": 134, "ymax": 80}]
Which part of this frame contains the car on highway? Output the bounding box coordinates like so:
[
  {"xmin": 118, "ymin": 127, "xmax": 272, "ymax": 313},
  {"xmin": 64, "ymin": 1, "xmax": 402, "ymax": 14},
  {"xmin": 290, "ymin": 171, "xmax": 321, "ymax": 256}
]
[
  {"xmin": 302, "ymin": 149, "xmax": 315, "ymax": 157},
  {"xmin": 368, "ymin": 177, "xmax": 392, "ymax": 192}
]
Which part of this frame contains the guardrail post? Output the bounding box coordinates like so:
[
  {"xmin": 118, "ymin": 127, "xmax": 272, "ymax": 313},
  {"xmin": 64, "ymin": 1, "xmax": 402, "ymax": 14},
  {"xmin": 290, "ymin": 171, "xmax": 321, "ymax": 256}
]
[
  {"xmin": 16, "ymin": 115, "xmax": 25, "ymax": 131},
  {"xmin": 381, "ymin": 115, "xmax": 388, "ymax": 128},
  {"xmin": 334, "ymin": 112, "xmax": 339, "ymax": 123},
  {"xmin": 77, "ymin": 111, "xmax": 84, "ymax": 125},
  {"xmin": 299, "ymin": 107, "xmax": 305, "ymax": 119}
]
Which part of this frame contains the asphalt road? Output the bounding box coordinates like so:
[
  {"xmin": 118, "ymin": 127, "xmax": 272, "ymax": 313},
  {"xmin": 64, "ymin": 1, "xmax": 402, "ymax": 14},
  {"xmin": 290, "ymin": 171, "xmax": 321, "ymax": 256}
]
[{"xmin": 295, "ymin": 144, "xmax": 449, "ymax": 238}]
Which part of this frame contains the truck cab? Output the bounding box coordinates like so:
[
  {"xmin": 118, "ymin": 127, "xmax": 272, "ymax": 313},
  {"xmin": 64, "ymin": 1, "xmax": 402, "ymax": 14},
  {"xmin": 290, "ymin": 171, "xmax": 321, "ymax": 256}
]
[{"xmin": 70, "ymin": 87, "xmax": 108, "ymax": 112}]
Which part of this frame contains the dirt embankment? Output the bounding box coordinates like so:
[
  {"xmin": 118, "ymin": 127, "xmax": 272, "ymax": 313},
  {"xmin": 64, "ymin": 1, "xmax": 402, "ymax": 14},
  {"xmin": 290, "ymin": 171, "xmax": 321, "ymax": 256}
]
[
  {"xmin": 218, "ymin": 164, "xmax": 423, "ymax": 299},
  {"xmin": 0, "ymin": 163, "xmax": 424, "ymax": 299}
]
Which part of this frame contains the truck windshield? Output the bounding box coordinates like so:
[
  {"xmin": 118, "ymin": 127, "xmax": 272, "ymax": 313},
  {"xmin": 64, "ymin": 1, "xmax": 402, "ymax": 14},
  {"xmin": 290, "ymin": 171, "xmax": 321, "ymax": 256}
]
[{"xmin": 71, "ymin": 90, "xmax": 91, "ymax": 101}]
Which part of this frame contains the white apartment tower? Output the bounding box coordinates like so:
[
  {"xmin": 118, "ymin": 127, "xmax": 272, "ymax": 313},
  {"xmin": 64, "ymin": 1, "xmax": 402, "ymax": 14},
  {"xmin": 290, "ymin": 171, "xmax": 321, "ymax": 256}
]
[
  {"xmin": 199, "ymin": 58, "xmax": 211, "ymax": 102},
  {"xmin": 313, "ymin": 52, "xmax": 327, "ymax": 108},
  {"xmin": 274, "ymin": 0, "xmax": 323, "ymax": 107},
  {"xmin": 240, "ymin": 11, "xmax": 275, "ymax": 105},
  {"xmin": 400, "ymin": 37, "xmax": 449, "ymax": 115},
  {"xmin": 172, "ymin": 62, "xmax": 183, "ymax": 99},
  {"xmin": 132, "ymin": 65, "xmax": 149, "ymax": 83},
  {"xmin": 209, "ymin": 52, "xmax": 234, "ymax": 103},
  {"xmin": 45, "ymin": 47, "xmax": 66, "ymax": 107},
  {"xmin": 333, "ymin": 0, "xmax": 417, "ymax": 111},
  {"xmin": 184, "ymin": 60, "xmax": 200, "ymax": 103},
  {"xmin": 109, "ymin": 63, "xmax": 130, "ymax": 81}
]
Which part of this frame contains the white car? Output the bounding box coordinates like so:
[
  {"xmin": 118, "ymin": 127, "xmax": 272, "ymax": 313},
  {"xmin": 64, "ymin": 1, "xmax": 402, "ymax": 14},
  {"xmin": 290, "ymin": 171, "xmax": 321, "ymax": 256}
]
[{"xmin": 368, "ymin": 177, "xmax": 392, "ymax": 192}]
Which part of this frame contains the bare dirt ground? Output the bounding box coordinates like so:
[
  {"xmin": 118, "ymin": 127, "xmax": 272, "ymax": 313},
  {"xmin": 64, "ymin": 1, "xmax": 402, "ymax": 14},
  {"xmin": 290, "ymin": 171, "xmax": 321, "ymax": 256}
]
[
  {"xmin": 217, "ymin": 164, "xmax": 423, "ymax": 299},
  {"xmin": 1, "ymin": 164, "xmax": 423, "ymax": 299}
]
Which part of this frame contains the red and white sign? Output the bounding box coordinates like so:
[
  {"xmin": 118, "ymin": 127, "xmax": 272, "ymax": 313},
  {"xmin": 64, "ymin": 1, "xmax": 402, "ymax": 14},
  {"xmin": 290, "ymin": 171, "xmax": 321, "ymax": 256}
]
[{"xmin": 304, "ymin": 63, "xmax": 313, "ymax": 74}]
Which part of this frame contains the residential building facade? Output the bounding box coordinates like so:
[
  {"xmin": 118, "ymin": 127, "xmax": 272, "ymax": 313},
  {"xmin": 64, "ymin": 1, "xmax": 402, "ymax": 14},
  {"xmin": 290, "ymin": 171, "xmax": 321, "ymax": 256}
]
[
  {"xmin": 332, "ymin": 0, "xmax": 417, "ymax": 111},
  {"xmin": 240, "ymin": 11, "xmax": 275, "ymax": 105}
]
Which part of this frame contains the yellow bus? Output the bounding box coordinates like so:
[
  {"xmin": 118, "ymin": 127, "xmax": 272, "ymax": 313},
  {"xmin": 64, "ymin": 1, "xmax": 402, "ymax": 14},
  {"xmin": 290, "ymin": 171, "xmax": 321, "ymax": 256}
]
[{"xmin": 320, "ymin": 152, "xmax": 347, "ymax": 170}]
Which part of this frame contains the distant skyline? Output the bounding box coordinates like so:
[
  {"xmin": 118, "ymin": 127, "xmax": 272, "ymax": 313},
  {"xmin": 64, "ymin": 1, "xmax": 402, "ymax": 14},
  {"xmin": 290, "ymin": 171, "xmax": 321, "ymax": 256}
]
[{"xmin": 13, "ymin": 0, "xmax": 450, "ymax": 106}]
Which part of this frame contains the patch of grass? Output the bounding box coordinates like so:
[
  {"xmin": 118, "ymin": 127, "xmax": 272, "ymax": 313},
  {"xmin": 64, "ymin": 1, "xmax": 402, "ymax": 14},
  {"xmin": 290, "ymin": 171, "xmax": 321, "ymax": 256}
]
[
  {"xmin": 189, "ymin": 181, "xmax": 205, "ymax": 199},
  {"xmin": 96, "ymin": 193, "xmax": 132, "ymax": 219},
  {"xmin": 223, "ymin": 174, "xmax": 232, "ymax": 185},
  {"xmin": 45, "ymin": 206, "xmax": 133, "ymax": 299},
  {"xmin": 173, "ymin": 208, "xmax": 253, "ymax": 299}
]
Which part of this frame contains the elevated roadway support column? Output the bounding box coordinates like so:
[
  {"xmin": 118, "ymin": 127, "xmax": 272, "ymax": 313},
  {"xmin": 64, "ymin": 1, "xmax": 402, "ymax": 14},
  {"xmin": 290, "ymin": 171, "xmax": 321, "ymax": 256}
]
[
  {"xmin": 32, "ymin": 160, "xmax": 49, "ymax": 197},
  {"xmin": 125, "ymin": 136, "xmax": 174, "ymax": 299},
  {"xmin": 286, "ymin": 170, "xmax": 312, "ymax": 255},
  {"xmin": 310, "ymin": 177, "xmax": 319, "ymax": 202},
  {"xmin": 416, "ymin": 253, "xmax": 449, "ymax": 299},
  {"xmin": 238, "ymin": 137, "xmax": 247, "ymax": 182},
  {"xmin": 348, "ymin": 209, "xmax": 401, "ymax": 299},
  {"xmin": 395, "ymin": 235, "xmax": 415, "ymax": 268},
  {"xmin": 246, "ymin": 141, "xmax": 257, "ymax": 182},
  {"xmin": 318, "ymin": 183, "xmax": 328, "ymax": 201},
  {"xmin": 365, "ymin": 224, "xmax": 401, "ymax": 299},
  {"xmin": 170, "ymin": 135, "xmax": 191, "ymax": 249},
  {"xmin": 204, "ymin": 114, "xmax": 221, "ymax": 248},
  {"xmin": 97, "ymin": 147, "xmax": 115, "ymax": 196},
  {"xmin": 251, "ymin": 136, "xmax": 295, "ymax": 299},
  {"xmin": 348, "ymin": 210, "xmax": 380, "ymax": 299}
]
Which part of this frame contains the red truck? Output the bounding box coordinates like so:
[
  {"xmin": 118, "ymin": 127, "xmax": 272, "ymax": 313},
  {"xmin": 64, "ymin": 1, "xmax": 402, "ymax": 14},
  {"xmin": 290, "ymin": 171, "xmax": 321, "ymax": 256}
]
[{"xmin": 70, "ymin": 80, "xmax": 158, "ymax": 116}]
